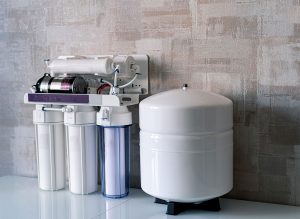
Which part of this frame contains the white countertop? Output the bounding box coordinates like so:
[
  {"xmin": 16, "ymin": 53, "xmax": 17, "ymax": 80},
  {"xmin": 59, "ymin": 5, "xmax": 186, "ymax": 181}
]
[{"xmin": 0, "ymin": 176, "xmax": 300, "ymax": 219}]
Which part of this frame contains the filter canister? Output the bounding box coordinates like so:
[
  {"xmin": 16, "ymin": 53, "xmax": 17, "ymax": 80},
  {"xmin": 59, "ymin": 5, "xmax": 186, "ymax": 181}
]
[
  {"xmin": 65, "ymin": 106, "xmax": 98, "ymax": 195},
  {"xmin": 99, "ymin": 126, "xmax": 130, "ymax": 198},
  {"xmin": 33, "ymin": 106, "xmax": 65, "ymax": 191},
  {"xmin": 97, "ymin": 106, "xmax": 132, "ymax": 198}
]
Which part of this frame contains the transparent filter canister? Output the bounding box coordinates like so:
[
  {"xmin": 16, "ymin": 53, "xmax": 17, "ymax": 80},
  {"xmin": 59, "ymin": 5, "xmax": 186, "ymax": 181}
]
[
  {"xmin": 33, "ymin": 105, "xmax": 65, "ymax": 191},
  {"xmin": 99, "ymin": 126, "xmax": 130, "ymax": 198}
]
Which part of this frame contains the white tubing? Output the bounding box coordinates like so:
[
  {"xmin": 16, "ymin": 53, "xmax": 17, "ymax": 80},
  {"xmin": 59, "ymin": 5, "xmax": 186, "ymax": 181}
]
[
  {"xmin": 48, "ymin": 58, "xmax": 114, "ymax": 75},
  {"xmin": 118, "ymin": 73, "xmax": 139, "ymax": 89}
]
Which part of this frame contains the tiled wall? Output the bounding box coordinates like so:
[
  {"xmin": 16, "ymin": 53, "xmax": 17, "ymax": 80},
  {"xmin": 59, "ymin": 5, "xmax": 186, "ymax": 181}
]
[{"xmin": 1, "ymin": 0, "xmax": 300, "ymax": 205}]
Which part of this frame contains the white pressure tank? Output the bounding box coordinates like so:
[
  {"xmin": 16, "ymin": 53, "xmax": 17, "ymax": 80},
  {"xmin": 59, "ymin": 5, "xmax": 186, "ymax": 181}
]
[{"xmin": 139, "ymin": 85, "xmax": 233, "ymax": 203}]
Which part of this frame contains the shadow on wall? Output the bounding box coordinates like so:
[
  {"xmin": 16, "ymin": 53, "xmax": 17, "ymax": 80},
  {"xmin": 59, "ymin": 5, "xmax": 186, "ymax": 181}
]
[{"xmin": 226, "ymin": 87, "xmax": 300, "ymax": 205}]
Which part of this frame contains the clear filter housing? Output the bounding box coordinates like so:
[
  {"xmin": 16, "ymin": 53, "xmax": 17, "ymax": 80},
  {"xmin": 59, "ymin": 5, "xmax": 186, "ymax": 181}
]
[
  {"xmin": 99, "ymin": 126, "xmax": 130, "ymax": 198},
  {"xmin": 33, "ymin": 107, "xmax": 65, "ymax": 191}
]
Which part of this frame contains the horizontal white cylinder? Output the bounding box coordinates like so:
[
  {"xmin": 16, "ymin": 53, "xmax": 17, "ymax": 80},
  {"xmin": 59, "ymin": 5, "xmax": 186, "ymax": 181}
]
[{"xmin": 48, "ymin": 58, "xmax": 113, "ymax": 75}]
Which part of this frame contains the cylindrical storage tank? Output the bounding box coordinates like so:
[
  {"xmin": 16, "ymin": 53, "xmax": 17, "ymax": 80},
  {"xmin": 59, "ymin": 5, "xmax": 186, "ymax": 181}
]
[
  {"xmin": 139, "ymin": 86, "xmax": 233, "ymax": 203},
  {"xmin": 64, "ymin": 106, "xmax": 98, "ymax": 194},
  {"xmin": 97, "ymin": 106, "xmax": 132, "ymax": 198},
  {"xmin": 33, "ymin": 105, "xmax": 65, "ymax": 191}
]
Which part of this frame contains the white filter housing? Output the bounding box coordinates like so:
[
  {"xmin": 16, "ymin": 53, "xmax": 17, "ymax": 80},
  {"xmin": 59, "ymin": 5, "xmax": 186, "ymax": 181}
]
[
  {"xmin": 139, "ymin": 87, "xmax": 233, "ymax": 203},
  {"xmin": 65, "ymin": 106, "xmax": 98, "ymax": 194},
  {"xmin": 33, "ymin": 107, "xmax": 65, "ymax": 191}
]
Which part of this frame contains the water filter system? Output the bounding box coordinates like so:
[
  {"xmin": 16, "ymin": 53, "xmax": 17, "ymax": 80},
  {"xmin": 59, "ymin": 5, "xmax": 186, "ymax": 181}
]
[
  {"xmin": 25, "ymin": 54, "xmax": 234, "ymax": 216},
  {"xmin": 25, "ymin": 54, "xmax": 149, "ymax": 196}
]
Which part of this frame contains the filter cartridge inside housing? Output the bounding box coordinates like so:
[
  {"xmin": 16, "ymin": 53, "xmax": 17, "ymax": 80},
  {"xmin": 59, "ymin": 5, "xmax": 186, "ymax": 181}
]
[{"xmin": 99, "ymin": 126, "xmax": 130, "ymax": 198}]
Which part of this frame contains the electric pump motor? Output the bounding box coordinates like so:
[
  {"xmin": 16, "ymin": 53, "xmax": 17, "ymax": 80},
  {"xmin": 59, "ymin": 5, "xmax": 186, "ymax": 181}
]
[{"xmin": 33, "ymin": 73, "xmax": 88, "ymax": 94}]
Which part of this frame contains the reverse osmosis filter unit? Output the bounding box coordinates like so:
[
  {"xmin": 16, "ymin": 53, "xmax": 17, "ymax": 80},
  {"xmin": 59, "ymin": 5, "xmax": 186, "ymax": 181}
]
[
  {"xmin": 139, "ymin": 84, "xmax": 233, "ymax": 215},
  {"xmin": 25, "ymin": 55, "xmax": 149, "ymax": 196}
]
